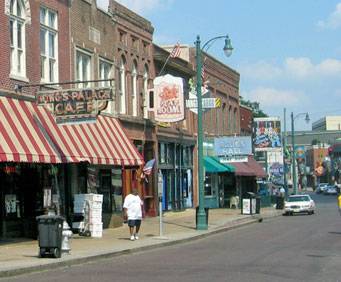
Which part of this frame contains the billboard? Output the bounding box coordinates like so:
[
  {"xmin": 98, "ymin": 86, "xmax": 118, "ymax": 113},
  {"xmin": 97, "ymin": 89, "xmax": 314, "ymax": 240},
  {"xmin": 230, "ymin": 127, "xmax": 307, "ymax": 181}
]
[
  {"xmin": 253, "ymin": 117, "xmax": 282, "ymax": 151},
  {"xmin": 153, "ymin": 74, "xmax": 185, "ymax": 123}
]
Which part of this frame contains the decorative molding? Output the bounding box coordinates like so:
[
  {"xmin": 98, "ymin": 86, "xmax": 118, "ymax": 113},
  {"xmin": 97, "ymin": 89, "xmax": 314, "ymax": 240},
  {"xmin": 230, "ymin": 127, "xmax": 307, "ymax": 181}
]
[{"xmin": 4, "ymin": 0, "xmax": 31, "ymax": 24}]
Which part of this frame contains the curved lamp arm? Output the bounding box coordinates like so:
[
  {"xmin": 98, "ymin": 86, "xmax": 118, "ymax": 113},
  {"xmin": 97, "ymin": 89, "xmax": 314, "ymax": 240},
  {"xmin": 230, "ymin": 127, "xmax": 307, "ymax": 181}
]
[{"xmin": 200, "ymin": 35, "xmax": 233, "ymax": 57}]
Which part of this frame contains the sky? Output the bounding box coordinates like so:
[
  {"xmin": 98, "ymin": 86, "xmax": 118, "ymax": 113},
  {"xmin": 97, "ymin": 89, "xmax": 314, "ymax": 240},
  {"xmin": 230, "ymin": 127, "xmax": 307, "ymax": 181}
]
[{"xmin": 97, "ymin": 0, "xmax": 341, "ymax": 131}]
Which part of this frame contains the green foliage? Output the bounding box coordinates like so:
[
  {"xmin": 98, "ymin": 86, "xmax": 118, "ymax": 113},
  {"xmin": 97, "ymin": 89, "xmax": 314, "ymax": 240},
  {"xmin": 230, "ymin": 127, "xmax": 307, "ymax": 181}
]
[{"xmin": 240, "ymin": 96, "xmax": 268, "ymax": 118}]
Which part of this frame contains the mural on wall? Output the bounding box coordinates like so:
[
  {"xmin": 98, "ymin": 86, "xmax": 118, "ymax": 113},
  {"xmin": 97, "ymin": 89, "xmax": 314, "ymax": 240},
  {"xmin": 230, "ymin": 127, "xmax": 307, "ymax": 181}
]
[{"xmin": 253, "ymin": 117, "xmax": 282, "ymax": 151}]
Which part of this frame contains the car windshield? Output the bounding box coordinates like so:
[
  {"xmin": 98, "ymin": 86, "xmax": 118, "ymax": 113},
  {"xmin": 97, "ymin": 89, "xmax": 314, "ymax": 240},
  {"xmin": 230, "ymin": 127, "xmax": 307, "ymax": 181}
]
[{"xmin": 288, "ymin": 196, "xmax": 310, "ymax": 202}]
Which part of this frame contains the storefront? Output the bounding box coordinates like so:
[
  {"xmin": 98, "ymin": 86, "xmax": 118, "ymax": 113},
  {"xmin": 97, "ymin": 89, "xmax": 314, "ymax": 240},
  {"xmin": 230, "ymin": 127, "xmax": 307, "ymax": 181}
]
[
  {"xmin": 0, "ymin": 96, "xmax": 143, "ymax": 238},
  {"xmin": 158, "ymin": 142, "xmax": 194, "ymax": 211},
  {"xmin": 203, "ymin": 156, "xmax": 235, "ymax": 208}
]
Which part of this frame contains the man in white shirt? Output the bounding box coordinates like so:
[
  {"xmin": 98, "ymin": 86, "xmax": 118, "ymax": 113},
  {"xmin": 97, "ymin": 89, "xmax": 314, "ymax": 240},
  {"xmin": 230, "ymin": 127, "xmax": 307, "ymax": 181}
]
[{"xmin": 123, "ymin": 188, "xmax": 143, "ymax": 241}]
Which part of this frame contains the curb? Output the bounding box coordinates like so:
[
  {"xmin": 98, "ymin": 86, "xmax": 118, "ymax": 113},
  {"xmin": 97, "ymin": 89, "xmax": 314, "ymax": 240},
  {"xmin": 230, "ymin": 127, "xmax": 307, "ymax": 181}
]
[{"xmin": 0, "ymin": 212, "xmax": 281, "ymax": 278}]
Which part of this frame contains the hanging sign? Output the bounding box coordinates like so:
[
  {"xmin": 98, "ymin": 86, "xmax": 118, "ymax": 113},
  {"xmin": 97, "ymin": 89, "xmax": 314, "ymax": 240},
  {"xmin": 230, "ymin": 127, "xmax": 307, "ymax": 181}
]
[
  {"xmin": 37, "ymin": 87, "xmax": 113, "ymax": 123},
  {"xmin": 153, "ymin": 74, "xmax": 184, "ymax": 122}
]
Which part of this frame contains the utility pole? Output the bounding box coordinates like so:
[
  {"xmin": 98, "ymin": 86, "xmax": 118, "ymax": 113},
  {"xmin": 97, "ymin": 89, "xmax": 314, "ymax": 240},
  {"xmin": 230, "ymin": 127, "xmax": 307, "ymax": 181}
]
[{"xmin": 283, "ymin": 108, "xmax": 288, "ymax": 199}]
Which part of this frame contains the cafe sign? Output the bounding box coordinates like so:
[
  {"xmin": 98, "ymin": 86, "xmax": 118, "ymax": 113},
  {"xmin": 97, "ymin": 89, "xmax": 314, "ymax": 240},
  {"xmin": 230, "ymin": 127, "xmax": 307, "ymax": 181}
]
[{"xmin": 37, "ymin": 87, "xmax": 113, "ymax": 122}]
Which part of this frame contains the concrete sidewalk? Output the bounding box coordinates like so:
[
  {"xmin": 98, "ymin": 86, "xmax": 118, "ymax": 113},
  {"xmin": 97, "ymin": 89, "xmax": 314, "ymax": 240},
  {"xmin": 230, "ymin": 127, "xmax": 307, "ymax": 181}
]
[{"xmin": 0, "ymin": 207, "xmax": 282, "ymax": 278}]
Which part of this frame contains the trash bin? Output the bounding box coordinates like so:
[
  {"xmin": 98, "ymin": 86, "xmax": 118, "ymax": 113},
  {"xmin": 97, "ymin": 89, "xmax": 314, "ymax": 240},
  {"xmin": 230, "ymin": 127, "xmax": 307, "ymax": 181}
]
[
  {"xmin": 241, "ymin": 192, "xmax": 257, "ymax": 215},
  {"xmin": 196, "ymin": 207, "xmax": 209, "ymax": 226},
  {"xmin": 36, "ymin": 215, "xmax": 64, "ymax": 258}
]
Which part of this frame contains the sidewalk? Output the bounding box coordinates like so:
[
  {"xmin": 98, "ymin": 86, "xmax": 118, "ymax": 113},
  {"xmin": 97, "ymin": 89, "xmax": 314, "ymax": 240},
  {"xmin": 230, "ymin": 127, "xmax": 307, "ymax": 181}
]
[{"xmin": 0, "ymin": 207, "xmax": 282, "ymax": 278}]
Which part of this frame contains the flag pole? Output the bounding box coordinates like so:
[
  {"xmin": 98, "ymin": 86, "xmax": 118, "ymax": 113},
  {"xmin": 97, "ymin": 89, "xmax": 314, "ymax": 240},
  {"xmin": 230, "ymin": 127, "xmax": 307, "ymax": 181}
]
[{"xmin": 158, "ymin": 53, "xmax": 172, "ymax": 76}]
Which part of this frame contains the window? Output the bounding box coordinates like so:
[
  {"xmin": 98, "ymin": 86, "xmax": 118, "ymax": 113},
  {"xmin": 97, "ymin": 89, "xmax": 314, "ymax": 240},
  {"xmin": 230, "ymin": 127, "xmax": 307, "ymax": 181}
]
[
  {"xmin": 118, "ymin": 57, "xmax": 126, "ymax": 114},
  {"xmin": 40, "ymin": 7, "xmax": 58, "ymax": 83},
  {"xmin": 99, "ymin": 59, "xmax": 113, "ymax": 114},
  {"xmin": 76, "ymin": 50, "xmax": 91, "ymax": 88},
  {"xmin": 143, "ymin": 65, "xmax": 149, "ymax": 118},
  {"xmin": 9, "ymin": 0, "xmax": 26, "ymax": 78},
  {"xmin": 131, "ymin": 61, "xmax": 138, "ymax": 116},
  {"xmin": 131, "ymin": 36, "xmax": 139, "ymax": 51},
  {"xmin": 99, "ymin": 59, "xmax": 112, "ymax": 87}
]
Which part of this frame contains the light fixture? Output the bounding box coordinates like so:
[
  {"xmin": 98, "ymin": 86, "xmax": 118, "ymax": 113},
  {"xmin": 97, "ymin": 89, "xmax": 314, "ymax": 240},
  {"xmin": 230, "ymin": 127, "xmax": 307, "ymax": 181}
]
[
  {"xmin": 305, "ymin": 113, "xmax": 310, "ymax": 123},
  {"xmin": 223, "ymin": 36, "xmax": 233, "ymax": 57}
]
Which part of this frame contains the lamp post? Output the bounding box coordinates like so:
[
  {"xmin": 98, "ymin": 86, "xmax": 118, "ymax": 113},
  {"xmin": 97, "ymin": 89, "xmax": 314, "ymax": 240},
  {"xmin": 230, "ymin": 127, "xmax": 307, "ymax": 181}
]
[
  {"xmin": 291, "ymin": 112, "xmax": 310, "ymax": 195},
  {"xmin": 196, "ymin": 35, "xmax": 233, "ymax": 230}
]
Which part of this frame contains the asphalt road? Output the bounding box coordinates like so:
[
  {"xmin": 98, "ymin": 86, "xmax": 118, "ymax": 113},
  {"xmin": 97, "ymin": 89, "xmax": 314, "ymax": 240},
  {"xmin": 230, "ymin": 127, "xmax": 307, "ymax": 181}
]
[{"xmin": 2, "ymin": 193, "xmax": 341, "ymax": 282}]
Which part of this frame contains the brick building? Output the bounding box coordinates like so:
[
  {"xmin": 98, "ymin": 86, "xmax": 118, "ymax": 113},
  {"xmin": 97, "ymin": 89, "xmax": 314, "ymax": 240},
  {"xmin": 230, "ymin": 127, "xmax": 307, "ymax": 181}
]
[
  {"xmin": 240, "ymin": 104, "xmax": 253, "ymax": 136},
  {"xmin": 0, "ymin": 0, "xmax": 72, "ymax": 238}
]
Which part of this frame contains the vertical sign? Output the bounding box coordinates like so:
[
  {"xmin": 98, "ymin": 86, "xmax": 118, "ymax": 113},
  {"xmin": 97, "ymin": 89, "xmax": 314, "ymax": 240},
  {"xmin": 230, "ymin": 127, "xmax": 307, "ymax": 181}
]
[
  {"xmin": 253, "ymin": 117, "xmax": 282, "ymax": 151},
  {"xmin": 153, "ymin": 74, "xmax": 184, "ymax": 122}
]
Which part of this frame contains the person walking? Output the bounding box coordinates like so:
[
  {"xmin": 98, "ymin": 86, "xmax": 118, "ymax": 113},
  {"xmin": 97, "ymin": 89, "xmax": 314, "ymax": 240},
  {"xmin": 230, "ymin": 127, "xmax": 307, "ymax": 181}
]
[
  {"xmin": 123, "ymin": 188, "xmax": 143, "ymax": 241},
  {"xmin": 338, "ymin": 193, "xmax": 341, "ymax": 216}
]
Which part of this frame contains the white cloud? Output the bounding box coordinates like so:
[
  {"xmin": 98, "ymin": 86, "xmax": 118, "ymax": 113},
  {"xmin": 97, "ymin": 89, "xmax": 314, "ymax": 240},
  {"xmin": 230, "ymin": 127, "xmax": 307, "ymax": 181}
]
[
  {"xmin": 240, "ymin": 57, "xmax": 341, "ymax": 81},
  {"xmin": 317, "ymin": 2, "xmax": 341, "ymax": 30},
  {"xmin": 285, "ymin": 57, "xmax": 341, "ymax": 78},
  {"xmin": 238, "ymin": 61, "xmax": 282, "ymax": 81},
  {"xmin": 242, "ymin": 87, "xmax": 305, "ymax": 107},
  {"xmin": 96, "ymin": 0, "xmax": 172, "ymax": 14}
]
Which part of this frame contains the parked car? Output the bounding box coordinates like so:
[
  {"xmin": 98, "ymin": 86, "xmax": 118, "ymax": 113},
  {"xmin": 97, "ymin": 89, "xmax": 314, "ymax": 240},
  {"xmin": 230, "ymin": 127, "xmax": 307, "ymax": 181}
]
[
  {"xmin": 323, "ymin": 185, "xmax": 338, "ymax": 195},
  {"xmin": 315, "ymin": 183, "xmax": 329, "ymax": 194},
  {"xmin": 284, "ymin": 194, "xmax": 315, "ymax": 215}
]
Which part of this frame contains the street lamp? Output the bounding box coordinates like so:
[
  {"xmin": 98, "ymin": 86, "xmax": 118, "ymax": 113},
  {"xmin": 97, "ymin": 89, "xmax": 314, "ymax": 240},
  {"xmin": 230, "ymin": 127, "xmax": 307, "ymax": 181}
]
[
  {"xmin": 196, "ymin": 35, "xmax": 233, "ymax": 230},
  {"xmin": 291, "ymin": 112, "xmax": 310, "ymax": 195}
]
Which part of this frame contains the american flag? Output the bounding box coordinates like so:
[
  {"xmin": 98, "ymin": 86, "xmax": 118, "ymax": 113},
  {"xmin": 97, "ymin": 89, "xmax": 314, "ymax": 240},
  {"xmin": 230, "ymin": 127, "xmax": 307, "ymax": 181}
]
[
  {"xmin": 201, "ymin": 57, "xmax": 207, "ymax": 80},
  {"xmin": 142, "ymin": 159, "xmax": 155, "ymax": 176},
  {"xmin": 170, "ymin": 43, "xmax": 181, "ymax": 58}
]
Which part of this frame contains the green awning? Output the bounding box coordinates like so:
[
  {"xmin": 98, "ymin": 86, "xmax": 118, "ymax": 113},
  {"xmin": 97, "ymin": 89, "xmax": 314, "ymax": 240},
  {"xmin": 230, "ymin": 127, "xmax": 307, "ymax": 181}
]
[{"xmin": 204, "ymin": 156, "xmax": 235, "ymax": 173}]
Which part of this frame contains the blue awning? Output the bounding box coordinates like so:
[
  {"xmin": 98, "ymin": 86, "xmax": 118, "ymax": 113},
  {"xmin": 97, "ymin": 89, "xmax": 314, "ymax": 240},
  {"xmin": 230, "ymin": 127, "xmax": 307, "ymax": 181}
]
[{"xmin": 204, "ymin": 156, "xmax": 235, "ymax": 173}]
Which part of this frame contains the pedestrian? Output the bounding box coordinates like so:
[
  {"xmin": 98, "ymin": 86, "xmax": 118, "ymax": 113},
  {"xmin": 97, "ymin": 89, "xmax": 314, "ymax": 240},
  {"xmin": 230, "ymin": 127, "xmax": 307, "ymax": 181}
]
[
  {"xmin": 338, "ymin": 193, "xmax": 341, "ymax": 216},
  {"xmin": 123, "ymin": 188, "xmax": 143, "ymax": 241}
]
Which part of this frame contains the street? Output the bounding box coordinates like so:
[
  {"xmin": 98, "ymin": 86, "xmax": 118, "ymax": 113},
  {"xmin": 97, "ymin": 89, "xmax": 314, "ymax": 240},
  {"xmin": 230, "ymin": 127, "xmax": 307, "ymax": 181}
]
[{"xmin": 2, "ymin": 193, "xmax": 341, "ymax": 282}]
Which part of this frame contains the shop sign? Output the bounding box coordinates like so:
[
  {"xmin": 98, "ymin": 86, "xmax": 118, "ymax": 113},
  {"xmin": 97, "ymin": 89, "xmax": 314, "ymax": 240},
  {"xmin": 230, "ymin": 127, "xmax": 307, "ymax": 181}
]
[
  {"xmin": 214, "ymin": 136, "xmax": 252, "ymax": 156},
  {"xmin": 37, "ymin": 87, "xmax": 113, "ymax": 122},
  {"xmin": 153, "ymin": 74, "xmax": 184, "ymax": 123},
  {"xmin": 253, "ymin": 117, "xmax": 282, "ymax": 152}
]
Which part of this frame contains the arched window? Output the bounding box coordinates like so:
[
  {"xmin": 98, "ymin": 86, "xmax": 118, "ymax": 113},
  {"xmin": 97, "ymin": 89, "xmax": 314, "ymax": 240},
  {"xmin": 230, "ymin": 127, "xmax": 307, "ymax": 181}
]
[
  {"xmin": 131, "ymin": 61, "xmax": 138, "ymax": 117},
  {"xmin": 233, "ymin": 108, "xmax": 237, "ymax": 133},
  {"xmin": 9, "ymin": 0, "xmax": 26, "ymax": 78},
  {"xmin": 143, "ymin": 65, "xmax": 149, "ymax": 119},
  {"xmin": 119, "ymin": 56, "xmax": 126, "ymax": 114}
]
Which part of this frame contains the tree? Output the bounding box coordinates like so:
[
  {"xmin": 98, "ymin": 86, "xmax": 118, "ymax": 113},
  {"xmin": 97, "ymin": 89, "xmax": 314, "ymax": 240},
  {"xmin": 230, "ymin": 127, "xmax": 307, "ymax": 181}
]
[{"xmin": 240, "ymin": 96, "xmax": 268, "ymax": 118}]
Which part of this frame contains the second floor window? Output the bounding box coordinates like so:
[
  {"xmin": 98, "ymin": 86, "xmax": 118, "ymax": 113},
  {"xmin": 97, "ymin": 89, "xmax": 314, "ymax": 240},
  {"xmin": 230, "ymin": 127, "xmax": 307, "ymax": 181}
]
[
  {"xmin": 40, "ymin": 7, "xmax": 58, "ymax": 83},
  {"xmin": 131, "ymin": 62, "xmax": 138, "ymax": 117},
  {"xmin": 118, "ymin": 57, "xmax": 126, "ymax": 114},
  {"xmin": 99, "ymin": 59, "xmax": 112, "ymax": 87},
  {"xmin": 76, "ymin": 50, "xmax": 91, "ymax": 88},
  {"xmin": 9, "ymin": 0, "xmax": 26, "ymax": 78},
  {"xmin": 99, "ymin": 59, "xmax": 113, "ymax": 114}
]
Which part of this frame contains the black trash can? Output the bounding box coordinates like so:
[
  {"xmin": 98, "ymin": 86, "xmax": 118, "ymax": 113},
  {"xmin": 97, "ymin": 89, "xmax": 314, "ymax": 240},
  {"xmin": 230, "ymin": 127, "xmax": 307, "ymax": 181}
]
[
  {"xmin": 36, "ymin": 215, "xmax": 64, "ymax": 258},
  {"xmin": 196, "ymin": 207, "xmax": 209, "ymax": 226}
]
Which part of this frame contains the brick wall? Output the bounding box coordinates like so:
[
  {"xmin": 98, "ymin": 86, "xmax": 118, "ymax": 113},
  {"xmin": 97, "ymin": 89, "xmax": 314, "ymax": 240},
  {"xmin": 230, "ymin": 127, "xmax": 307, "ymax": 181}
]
[
  {"xmin": 188, "ymin": 47, "xmax": 240, "ymax": 137},
  {"xmin": 0, "ymin": 0, "xmax": 70, "ymax": 97}
]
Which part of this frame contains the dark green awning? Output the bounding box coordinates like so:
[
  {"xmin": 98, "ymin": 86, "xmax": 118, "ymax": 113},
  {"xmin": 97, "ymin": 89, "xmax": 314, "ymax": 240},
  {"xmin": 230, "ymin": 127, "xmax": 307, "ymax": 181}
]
[{"xmin": 204, "ymin": 156, "xmax": 235, "ymax": 173}]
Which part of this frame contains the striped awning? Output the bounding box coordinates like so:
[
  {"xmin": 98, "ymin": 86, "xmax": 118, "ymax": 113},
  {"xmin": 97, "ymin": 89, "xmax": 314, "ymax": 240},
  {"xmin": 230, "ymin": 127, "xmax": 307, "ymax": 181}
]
[{"xmin": 0, "ymin": 97, "xmax": 143, "ymax": 166}]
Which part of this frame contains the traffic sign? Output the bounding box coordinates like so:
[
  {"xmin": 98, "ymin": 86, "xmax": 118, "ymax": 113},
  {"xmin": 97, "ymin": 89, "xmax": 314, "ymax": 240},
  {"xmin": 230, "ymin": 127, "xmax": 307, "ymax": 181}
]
[{"xmin": 186, "ymin": 98, "xmax": 221, "ymax": 109}]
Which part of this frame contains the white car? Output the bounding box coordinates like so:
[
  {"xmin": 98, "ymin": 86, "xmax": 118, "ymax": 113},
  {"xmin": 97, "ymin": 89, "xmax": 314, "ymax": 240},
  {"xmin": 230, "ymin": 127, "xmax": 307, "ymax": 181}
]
[{"xmin": 284, "ymin": 194, "xmax": 315, "ymax": 215}]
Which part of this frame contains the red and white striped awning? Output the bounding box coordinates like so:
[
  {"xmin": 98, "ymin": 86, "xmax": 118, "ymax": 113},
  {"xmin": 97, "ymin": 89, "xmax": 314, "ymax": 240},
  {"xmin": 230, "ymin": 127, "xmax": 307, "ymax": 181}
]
[{"xmin": 0, "ymin": 97, "xmax": 143, "ymax": 166}]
